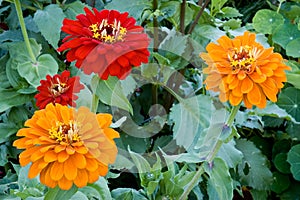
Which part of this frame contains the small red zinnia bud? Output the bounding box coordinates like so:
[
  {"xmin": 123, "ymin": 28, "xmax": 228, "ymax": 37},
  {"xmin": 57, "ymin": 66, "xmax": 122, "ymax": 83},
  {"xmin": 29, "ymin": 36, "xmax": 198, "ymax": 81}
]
[
  {"xmin": 57, "ymin": 8, "xmax": 150, "ymax": 80},
  {"xmin": 34, "ymin": 70, "xmax": 84, "ymax": 109}
]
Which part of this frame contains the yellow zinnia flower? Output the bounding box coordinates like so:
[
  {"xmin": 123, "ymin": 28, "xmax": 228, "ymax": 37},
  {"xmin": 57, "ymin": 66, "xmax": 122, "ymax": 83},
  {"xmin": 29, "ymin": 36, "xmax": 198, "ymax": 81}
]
[
  {"xmin": 13, "ymin": 103, "xmax": 119, "ymax": 190},
  {"xmin": 200, "ymin": 31, "xmax": 291, "ymax": 109}
]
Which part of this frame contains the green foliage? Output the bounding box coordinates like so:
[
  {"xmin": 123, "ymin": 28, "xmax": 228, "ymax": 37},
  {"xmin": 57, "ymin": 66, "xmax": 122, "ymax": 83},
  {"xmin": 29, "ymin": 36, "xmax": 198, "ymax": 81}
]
[
  {"xmin": 0, "ymin": 0, "xmax": 300, "ymax": 199},
  {"xmin": 33, "ymin": 4, "xmax": 65, "ymax": 49}
]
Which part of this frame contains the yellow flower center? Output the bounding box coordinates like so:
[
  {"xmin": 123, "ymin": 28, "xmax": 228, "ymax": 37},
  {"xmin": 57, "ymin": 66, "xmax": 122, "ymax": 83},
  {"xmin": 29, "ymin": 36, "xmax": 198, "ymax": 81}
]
[
  {"xmin": 49, "ymin": 121, "xmax": 81, "ymax": 144},
  {"xmin": 50, "ymin": 78, "xmax": 69, "ymax": 97},
  {"xmin": 229, "ymin": 46, "xmax": 255, "ymax": 73},
  {"xmin": 89, "ymin": 19, "xmax": 127, "ymax": 43}
]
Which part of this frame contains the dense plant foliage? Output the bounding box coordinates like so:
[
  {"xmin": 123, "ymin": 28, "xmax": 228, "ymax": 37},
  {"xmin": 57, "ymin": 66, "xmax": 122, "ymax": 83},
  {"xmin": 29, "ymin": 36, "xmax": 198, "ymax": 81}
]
[{"xmin": 0, "ymin": 0, "xmax": 300, "ymax": 199}]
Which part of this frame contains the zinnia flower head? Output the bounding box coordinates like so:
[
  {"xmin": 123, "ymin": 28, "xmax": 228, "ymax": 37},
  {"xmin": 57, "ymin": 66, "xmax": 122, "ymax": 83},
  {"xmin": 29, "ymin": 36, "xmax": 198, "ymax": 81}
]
[
  {"xmin": 13, "ymin": 103, "xmax": 120, "ymax": 190},
  {"xmin": 57, "ymin": 8, "xmax": 150, "ymax": 80},
  {"xmin": 200, "ymin": 31, "xmax": 291, "ymax": 109},
  {"xmin": 34, "ymin": 70, "xmax": 84, "ymax": 109}
]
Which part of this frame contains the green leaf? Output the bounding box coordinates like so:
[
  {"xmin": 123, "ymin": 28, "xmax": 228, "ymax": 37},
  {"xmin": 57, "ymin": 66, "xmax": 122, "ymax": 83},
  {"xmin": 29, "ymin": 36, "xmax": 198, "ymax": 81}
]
[
  {"xmin": 273, "ymin": 22, "xmax": 300, "ymax": 49},
  {"xmin": 111, "ymin": 188, "xmax": 147, "ymax": 200},
  {"xmin": 280, "ymin": 181, "xmax": 300, "ymax": 199},
  {"xmin": 236, "ymin": 139, "xmax": 273, "ymax": 190},
  {"xmin": 204, "ymin": 158, "xmax": 233, "ymax": 200},
  {"xmin": 0, "ymin": 88, "xmax": 34, "ymax": 112},
  {"xmin": 17, "ymin": 54, "xmax": 58, "ymax": 87},
  {"xmin": 63, "ymin": 1, "xmax": 86, "ymax": 19},
  {"xmin": 277, "ymin": 87, "xmax": 300, "ymax": 122},
  {"xmin": 220, "ymin": 7, "xmax": 243, "ymax": 18},
  {"xmin": 33, "ymin": 4, "xmax": 65, "ymax": 49},
  {"xmin": 192, "ymin": 24, "xmax": 226, "ymax": 42},
  {"xmin": 105, "ymin": 0, "xmax": 151, "ymax": 23},
  {"xmin": 0, "ymin": 122, "xmax": 19, "ymax": 140},
  {"xmin": 217, "ymin": 140, "xmax": 243, "ymax": 168},
  {"xmin": 8, "ymin": 39, "xmax": 41, "ymax": 63},
  {"xmin": 274, "ymin": 153, "xmax": 291, "ymax": 174},
  {"xmin": 128, "ymin": 148, "xmax": 151, "ymax": 174},
  {"xmin": 159, "ymin": 28, "xmax": 189, "ymax": 57},
  {"xmin": 69, "ymin": 192, "xmax": 88, "ymax": 200},
  {"xmin": 211, "ymin": 0, "xmax": 228, "ymax": 15},
  {"xmin": 271, "ymin": 172, "xmax": 290, "ymax": 194},
  {"xmin": 44, "ymin": 185, "xmax": 78, "ymax": 200},
  {"xmin": 169, "ymin": 95, "xmax": 214, "ymax": 150},
  {"xmin": 79, "ymin": 177, "xmax": 112, "ymax": 200},
  {"xmin": 287, "ymin": 72, "xmax": 300, "ymax": 90},
  {"xmin": 286, "ymin": 38, "xmax": 300, "ymax": 58},
  {"xmin": 254, "ymin": 102, "xmax": 296, "ymax": 122},
  {"xmin": 252, "ymin": 9, "xmax": 284, "ymax": 34},
  {"xmin": 287, "ymin": 144, "xmax": 300, "ymax": 181},
  {"xmin": 92, "ymin": 76, "xmax": 133, "ymax": 114}
]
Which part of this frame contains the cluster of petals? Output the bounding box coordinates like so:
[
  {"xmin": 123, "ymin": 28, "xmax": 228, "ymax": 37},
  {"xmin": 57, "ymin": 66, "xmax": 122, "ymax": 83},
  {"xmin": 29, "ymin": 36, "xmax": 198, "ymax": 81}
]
[
  {"xmin": 200, "ymin": 31, "xmax": 290, "ymax": 109},
  {"xmin": 13, "ymin": 103, "xmax": 120, "ymax": 190},
  {"xmin": 34, "ymin": 70, "xmax": 84, "ymax": 109},
  {"xmin": 57, "ymin": 8, "xmax": 150, "ymax": 80}
]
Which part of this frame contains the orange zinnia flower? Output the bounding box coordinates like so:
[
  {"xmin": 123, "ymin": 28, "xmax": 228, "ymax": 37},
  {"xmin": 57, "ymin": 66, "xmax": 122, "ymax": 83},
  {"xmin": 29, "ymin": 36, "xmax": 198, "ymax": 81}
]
[
  {"xmin": 57, "ymin": 8, "xmax": 150, "ymax": 80},
  {"xmin": 200, "ymin": 31, "xmax": 290, "ymax": 109},
  {"xmin": 13, "ymin": 103, "xmax": 119, "ymax": 190}
]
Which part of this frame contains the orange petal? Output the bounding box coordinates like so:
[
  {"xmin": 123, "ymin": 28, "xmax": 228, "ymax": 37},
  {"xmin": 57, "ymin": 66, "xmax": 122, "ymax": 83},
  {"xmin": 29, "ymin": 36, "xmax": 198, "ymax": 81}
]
[
  {"xmin": 249, "ymin": 72, "xmax": 266, "ymax": 83},
  {"xmin": 44, "ymin": 150, "xmax": 57, "ymax": 163},
  {"xmin": 237, "ymin": 71, "xmax": 246, "ymax": 80},
  {"xmin": 247, "ymin": 83, "xmax": 261, "ymax": 105},
  {"xmin": 64, "ymin": 158, "xmax": 77, "ymax": 180},
  {"xmin": 50, "ymin": 161, "xmax": 64, "ymax": 181},
  {"xmin": 57, "ymin": 151, "xmax": 69, "ymax": 162},
  {"xmin": 40, "ymin": 167, "xmax": 57, "ymax": 188},
  {"xmin": 74, "ymin": 169, "xmax": 88, "ymax": 188},
  {"xmin": 241, "ymin": 76, "xmax": 253, "ymax": 93},
  {"xmin": 87, "ymin": 169, "xmax": 100, "ymax": 183},
  {"xmin": 86, "ymin": 157, "xmax": 98, "ymax": 172},
  {"xmin": 58, "ymin": 176, "xmax": 73, "ymax": 190},
  {"xmin": 229, "ymin": 93, "xmax": 242, "ymax": 106},
  {"xmin": 219, "ymin": 92, "xmax": 229, "ymax": 102},
  {"xmin": 243, "ymin": 94, "xmax": 252, "ymax": 109},
  {"xmin": 28, "ymin": 160, "xmax": 43, "ymax": 178},
  {"xmin": 71, "ymin": 153, "xmax": 86, "ymax": 169},
  {"xmin": 260, "ymin": 78, "xmax": 278, "ymax": 102},
  {"xmin": 103, "ymin": 128, "xmax": 120, "ymax": 140}
]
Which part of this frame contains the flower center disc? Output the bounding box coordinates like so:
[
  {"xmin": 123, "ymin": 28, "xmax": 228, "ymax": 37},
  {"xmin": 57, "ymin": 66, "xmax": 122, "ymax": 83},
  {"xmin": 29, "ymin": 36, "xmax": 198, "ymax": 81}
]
[
  {"xmin": 50, "ymin": 79, "xmax": 69, "ymax": 97},
  {"xmin": 49, "ymin": 121, "xmax": 81, "ymax": 144},
  {"xmin": 89, "ymin": 19, "xmax": 127, "ymax": 43},
  {"xmin": 229, "ymin": 46, "xmax": 255, "ymax": 74}
]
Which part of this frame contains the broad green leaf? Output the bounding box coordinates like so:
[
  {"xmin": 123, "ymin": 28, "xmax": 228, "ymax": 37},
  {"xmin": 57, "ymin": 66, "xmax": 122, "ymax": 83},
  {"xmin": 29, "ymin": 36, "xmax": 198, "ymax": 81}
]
[
  {"xmin": 75, "ymin": 84, "xmax": 92, "ymax": 108},
  {"xmin": 105, "ymin": 0, "xmax": 151, "ymax": 23},
  {"xmin": 0, "ymin": 30, "xmax": 23, "ymax": 42},
  {"xmin": 274, "ymin": 153, "xmax": 291, "ymax": 174},
  {"xmin": 271, "ymin": 172, "xmax": 290, "ymax": 194},
  {"xmin": 111, "ymin": 153, "xmax": 135, "ymax": 170},
  {"xmin": 0, "ymin": 89, "xmax": 34, "ymax": 112},
  {"xmin": 92, "ymin": 76, "xmax": 133, "ymax": 114},
  {"xmin": 252, "ymin": 9, "xmax": 284, "ymax": 34},
  {"xmin": 287, "ymin": 72, "xmax": 300, "ymax": 90},
  {"xmin": 128, "ymin": 148, "xmax": 151, "ymax": 174},
  {"xmin": 192, "ymin": 24, "xmax": 226, "ymax": 42},
  {"xmin": 33, "ymin": 4, "xmax": 65, "ymax": 49},
  {"xmin": 7, "ymin": 39, "xmax": 41, "ymax": 63},
  {"xmin": 280, "ymin": 181, "xmax": 300, "ymax": 199},
  {"xmin": 17, "ymin": 54, "xmax": 58, "ymax": 87},
  {"xmin": 254, "ymin": 102, "xmax": 296, "ymax": 122},
  {"xmin": 273, "ymin": 22, "xmax": 300, "ymax": 49},
  {"xmin": 211, "ymin": 0, "xmax": 228, "ymax": 16},
  {"xmin": 44, "ymin": 185, "xmax": 78, "ymax": 200},
  {"xmin": 79, "ymin": 177, "xmax": 112, "ymax": 200},
  {"xmin": 169, "ymin": 95, "xmax": 214, "ymax": 150},
  {"xmin": 69, "ymin": 192, "xmax": 88, "ymax": 200},
  {"xmin": 217, "ymin": 140, "xmax": 243, "ymax": 168},
  {"xmin": 0, "ymin": 122, "xmax": 18, "ymax": 140},
  {"xmin": 287, "ymin": 144, "xmax": 300, "ymax": 181},
  {"xmin": 63, "ymin": 1, "xmax": 86, "ymax": 19},
  {"xmin": 286, "ymin": 38, "xmax": 300, "ymax": 58},
  {"xmin": 111, "ymin": 188, "xmax": 147, "ymax": 200},
  {"xmin": 277, "ymin": 87, "xmax": 300, "ymax": 122},
  {"xmin": 204, "ymin": 158, "xmax": 233, "ymax": 200},
  {"xmin": 220, "ymin": 7, "xmax": 242, "ymax": 18},
  {"xmin": 236, "ymin": 139, "xmax": 273, "ymax": 190},
  {"xmin": 159, "ymin": 28, "xmax": 189, "ymax": 57}
]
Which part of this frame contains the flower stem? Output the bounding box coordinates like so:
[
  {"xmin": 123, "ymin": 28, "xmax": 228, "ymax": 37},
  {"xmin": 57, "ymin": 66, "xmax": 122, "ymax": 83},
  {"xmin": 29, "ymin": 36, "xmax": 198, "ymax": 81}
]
[
  {"xmin": 14, "ymin": 0, "xmax": 37, "ymax": 63},
  {"xmin": 152, "ymin": 0, "xmax": 159, "ymax": 52},
  {"xmin": 179, "ymin": 105, "xmax": 240, "ymax": 199},
  {"xmin": 91, "ymin": 94, "xmax": 99, "ymax": 113},
  {"xmin": 187, "ymin": 0, "xmax": 210, "ymax": 34},
  {"xmin": 180, "ymin": 0, "xmax": 186, "ymax": 34}
]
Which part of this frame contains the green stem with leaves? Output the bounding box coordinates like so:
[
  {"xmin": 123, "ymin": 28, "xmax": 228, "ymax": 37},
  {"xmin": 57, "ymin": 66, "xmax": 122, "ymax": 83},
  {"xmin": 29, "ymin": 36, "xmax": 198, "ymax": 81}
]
[
  {"xmin": 14, "ymin": 0, "xmax": 37, "ymax": 62},
  {"xmin": 179, "ymin": 105, "xmax": 240, "ymax": 200}
]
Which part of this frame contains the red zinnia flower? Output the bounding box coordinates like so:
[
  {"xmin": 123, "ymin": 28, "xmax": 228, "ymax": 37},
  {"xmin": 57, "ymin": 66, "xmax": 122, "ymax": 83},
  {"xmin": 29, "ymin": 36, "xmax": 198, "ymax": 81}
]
[
  {"xmin": 57, "ymin": 8, "xmax": 150, "ymax": 80},
  {"xmin": 34, "ymin": 70, "xmax": 84, "ymax": 109}
]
